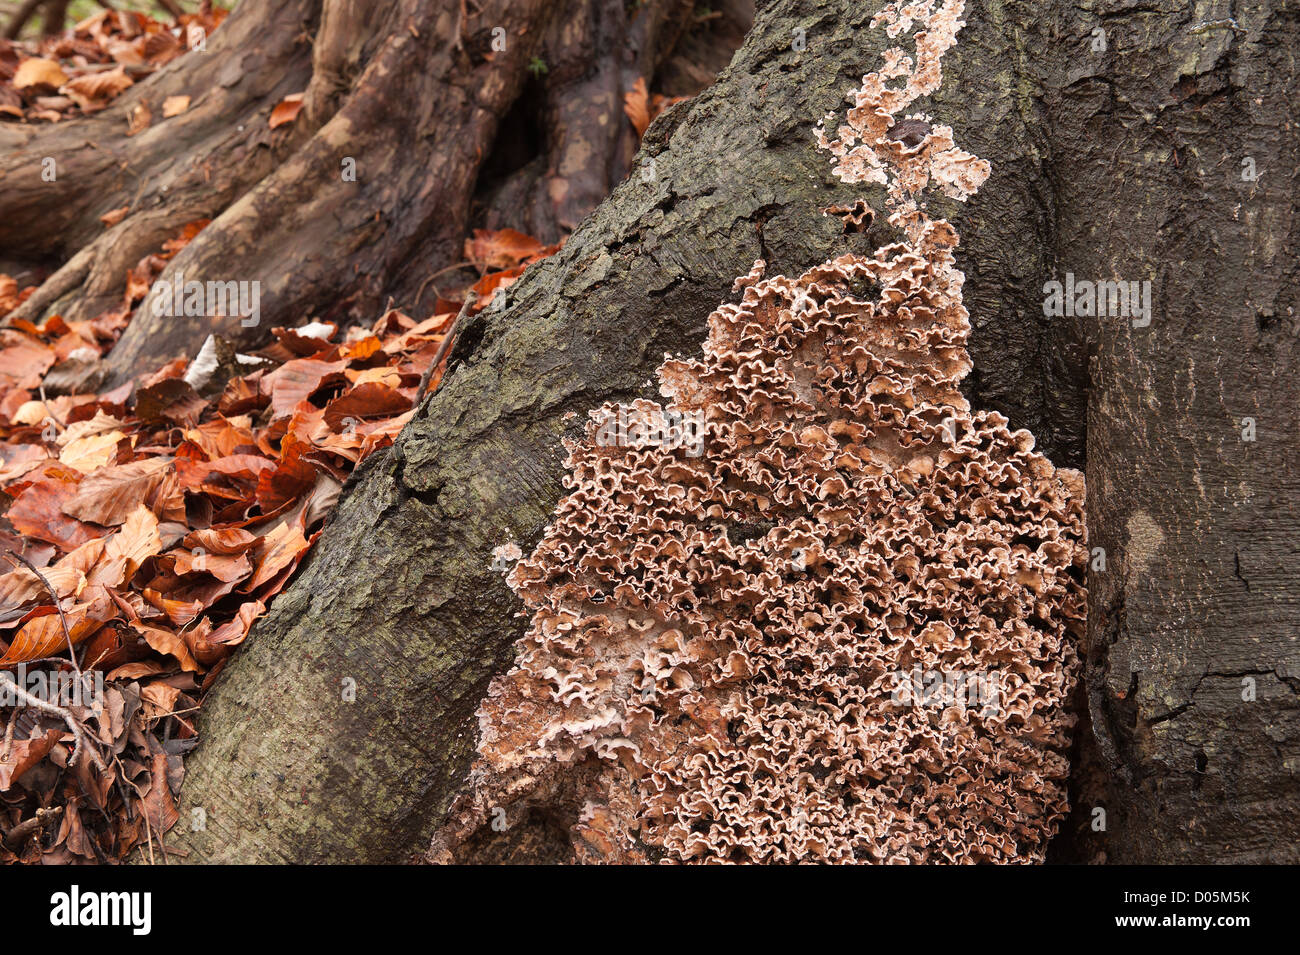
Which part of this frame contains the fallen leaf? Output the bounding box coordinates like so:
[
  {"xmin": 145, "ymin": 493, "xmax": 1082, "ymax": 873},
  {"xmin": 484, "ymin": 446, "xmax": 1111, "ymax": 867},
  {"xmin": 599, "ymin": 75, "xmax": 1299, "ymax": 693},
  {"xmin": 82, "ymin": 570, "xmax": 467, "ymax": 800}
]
[
  {"xmin": 9, "ymin": 476, "xmax": 105, "ymax": 551},
  {"xmin": 161, "ymin": 94, "xmax": 190, "ymax": 117},
  {"xmin": 141, "ymin": 750, "xmax": 179, "ymax": 834},
  {"xmin": 60, "ymin": 457, "xmax": 172, "ymax": 526},
  {"xmin": 269, "ymin": 92, "xmax": 304, "ymax": 129},
  {"xmin": 99, "ymin": 205, "xmax": 130, "ymax": 228},
  {"xmin": 60, "ymin": 67, "xmax": 133, "ymax": 113},
  {"xmin": 0, "ymin": 728, "xmax": 62, "ymax": 791},
  {"xmin": 59, "ymin": 430, "xmax": 124, "ymax": 473},
  {"xmin": 464, "ymin": 228, "xmax": 547, "ymax": 270},
  {"xmin": 261, "ymin": 358, "xmax": 347, "ymax": 419},
  {"xmin": 88, "ymin": 505, "xmax": 161, "ymax": 587},
  {"xmin": 13, "ymin": 58, "xmax": 68, "ymax": 91},
  {"xmin": 623, "ymin": 77, "xmax": 651, "ymax": 136},
  {"xmin": 0, "ymin": 587, "xmax": 116, "ymax": 665},
  {"xmin": 126, "ymin": 100, "xmax": 151, "ymax": 135},
  {"xmin": 206, "ymin": 599, "xmax": 265, "ymax": 646},
  {"xmin": 136, "ymin": 628, "xmax": 199, "ymax": 673}
]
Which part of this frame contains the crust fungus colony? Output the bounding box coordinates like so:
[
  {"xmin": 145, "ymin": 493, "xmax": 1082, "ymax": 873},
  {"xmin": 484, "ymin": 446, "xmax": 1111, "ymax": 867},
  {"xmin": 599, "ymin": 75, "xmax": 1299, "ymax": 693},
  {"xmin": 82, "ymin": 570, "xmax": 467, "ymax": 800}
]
[{"xmin": 433, "ymin": 0, "xmax": 1086, "ymax": 863}]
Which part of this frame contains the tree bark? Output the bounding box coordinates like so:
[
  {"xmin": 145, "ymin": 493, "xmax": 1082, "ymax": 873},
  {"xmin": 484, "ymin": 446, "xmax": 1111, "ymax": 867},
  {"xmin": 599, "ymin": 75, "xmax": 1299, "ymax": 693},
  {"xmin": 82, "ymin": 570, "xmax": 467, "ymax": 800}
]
[
  {"xmin": 81, "ymin": 0, "xmax": 1294, "ymax": 864},
  {"xmin": 1056, "ymin": 1, "xmax": 1300, "ymax": 863}
]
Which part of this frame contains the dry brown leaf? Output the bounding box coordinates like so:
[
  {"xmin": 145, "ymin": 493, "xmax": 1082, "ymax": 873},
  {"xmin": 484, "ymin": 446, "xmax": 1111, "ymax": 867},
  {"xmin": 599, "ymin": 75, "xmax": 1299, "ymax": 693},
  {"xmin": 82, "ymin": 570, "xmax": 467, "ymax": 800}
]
[
  {"xmin": 464, "ymin": 228, "xmax": 547, "ymax": 270},
  {"xmin": 9, "ymin": 476, "xmax": 104, "ymax": 551},
  {"xmin": 269, "ymin": 92, "xmax": 304, "ymax": 129},
  {"xmin": 0, "ymin": 587, "xmax": 115, "ymax": 665},
  {"xmin": 141, "ymin": 750, "xmax": 179, "ymax": 834},
  {"xmin": 88, "ymin": 505, "xmax": 162, "ymax": 587},
  {"xmin": 206, "ymin": 599, "xmax": 265, "ymax": 646},
  {"xmin": 59, "ymin": 430, "xmax": 123, "ymax": 473},
  {"xmin": 623, "ymin": 76, "xmax": 651, "ymax": 136},
  {"xmin": 60, "ymin": 67, "xmax": 134, "ymax": 112},
  {"xmin": 60, "ymin": 457, "xmax": 171, "ymax": 526},
  {"xmin": 262, "ymin": 358, "xmax": 348, "ymax": 419},
  {"xmin": 161, "ymin": 94, "xmax": 190, "ymax": 117},
  {"xmin": 137, "ymin": 629, "xmax": 199, "ymax": 673},
  {"xmin": 126, "ymin": 100, "xmax": 151, "ymax": 135},
  {"xmin": 99, "ymin": 205, "xmax": 130, "ymax": 228},
  {"xmin": 13, "ymin": 58, "xmax": 68, "ymax": 91},
  {"xmin": 0, "ymin": 728, "xmax": 62, "ymax": 791}
]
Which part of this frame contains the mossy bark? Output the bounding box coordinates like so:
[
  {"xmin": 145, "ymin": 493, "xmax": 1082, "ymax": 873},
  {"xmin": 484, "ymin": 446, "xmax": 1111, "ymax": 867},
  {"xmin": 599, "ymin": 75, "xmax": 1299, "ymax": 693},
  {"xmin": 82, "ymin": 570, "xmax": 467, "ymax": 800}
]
[{"xmin": 163, "ymin": 0, "xmax": 1297, "ymax": 863}]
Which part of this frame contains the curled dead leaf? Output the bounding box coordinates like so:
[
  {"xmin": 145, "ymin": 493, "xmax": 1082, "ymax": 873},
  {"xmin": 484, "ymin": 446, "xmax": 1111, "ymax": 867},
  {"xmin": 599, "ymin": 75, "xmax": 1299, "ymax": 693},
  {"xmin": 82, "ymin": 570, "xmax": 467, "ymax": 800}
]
[
  {"xmin": 269, "ymin": 92, "xmax": 304, "ymax": 129},
  {"xmin": 161, "ymin": 94, "xmax": 190, "ymax": 118},
  {"xmin": 60, "ymin": 67, "xmax": 133, "ymax": 113},
  {"xmin": 13, "ymin": 58, "xmax": 68, "ymax": 91}
]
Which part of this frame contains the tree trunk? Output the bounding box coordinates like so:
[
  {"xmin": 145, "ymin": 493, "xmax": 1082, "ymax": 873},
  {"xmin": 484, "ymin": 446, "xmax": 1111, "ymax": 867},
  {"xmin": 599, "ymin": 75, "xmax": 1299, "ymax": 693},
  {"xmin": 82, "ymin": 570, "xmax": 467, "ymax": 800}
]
[
  {"xmin": 69, "ymin": 0, "xmax": 1293, "ymax": 864},
  {"xmin": 161, "ymin": 0, "xmax": 1092, "ymax": 865}
]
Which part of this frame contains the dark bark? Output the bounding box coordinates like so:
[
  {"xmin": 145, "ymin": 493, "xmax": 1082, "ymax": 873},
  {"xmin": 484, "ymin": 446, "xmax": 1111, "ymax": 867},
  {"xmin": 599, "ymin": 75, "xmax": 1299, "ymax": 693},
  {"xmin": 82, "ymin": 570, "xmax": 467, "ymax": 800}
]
[{"xmin": 1057, "ymin": 1, "xmax": 1300, "ymax": 863}]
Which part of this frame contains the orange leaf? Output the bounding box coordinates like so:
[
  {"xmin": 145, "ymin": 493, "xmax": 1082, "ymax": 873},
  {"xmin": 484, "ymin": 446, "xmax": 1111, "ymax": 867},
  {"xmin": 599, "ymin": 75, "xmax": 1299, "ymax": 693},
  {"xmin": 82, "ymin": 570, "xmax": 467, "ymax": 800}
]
[
  {"xmin": 9, "ymin": 475, "xmax": 104, "ymax": 551},
  {"xmin": 99, "ymin": 206, "xmax": 130, "ymax": 228},
  {"xmin": 464, "ymin": 228, "xmax": 547, "ymax": 271},
  {"xmin": 261, "ymin": 358, "xmax": 348, "ymax": 419},
  {"xmin": 87, "ymin": 504, "xmax": 161, "ymax": 587},
  {"xmin": 60, "ymin": 67, "xmax": 134, "ymax": 112},
  {"xmin": 623, "ymin": 77, "xmax": 651, "ymax": 136},
  {"xmin": 323, "ymin": 382, "xmax": 410, "ymax": 431},
  {"xmin": 206, "ymin": 599, "xmax": 265, "ymax": 646},
  {"xmin": 269, "ymin": 92, "xmax": 304, "ymax": 129},
  {"xmin": 13, "ymin": 58, "xmax": 68, "ymax": 91},
  {"xmin": 60, "ymin": 458, "xmax": 171, "ymax": 526},
  {"xmin": 136, "ymin": 626, "xmax": 200, "ymax": 673},
  {"xmin": 246, "ymin": 521, "xmax": 309, "ymax": 592},
  {"xmin": 161, "ymin": 94, "xmax": 190, "ymax": 118},
  {"xmin": 0, "ymin": 587, "xmax": 115, "ymax": 665}
]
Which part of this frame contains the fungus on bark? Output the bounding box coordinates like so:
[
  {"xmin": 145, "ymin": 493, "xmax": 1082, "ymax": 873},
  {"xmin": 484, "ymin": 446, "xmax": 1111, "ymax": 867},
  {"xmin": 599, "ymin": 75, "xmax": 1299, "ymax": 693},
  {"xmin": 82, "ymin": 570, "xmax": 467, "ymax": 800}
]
[{"xmin": 430, "ymin": 0, "xmax": 1086, "ymax": 864}]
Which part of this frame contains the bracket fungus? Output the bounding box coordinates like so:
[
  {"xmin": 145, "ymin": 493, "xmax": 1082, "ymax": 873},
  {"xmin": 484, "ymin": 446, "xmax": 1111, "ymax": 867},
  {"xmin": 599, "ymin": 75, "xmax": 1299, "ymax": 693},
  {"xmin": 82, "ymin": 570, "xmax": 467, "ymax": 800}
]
[{"xmin": 431, "ymin": 0, "xmax": 1086, "ymax": 864}]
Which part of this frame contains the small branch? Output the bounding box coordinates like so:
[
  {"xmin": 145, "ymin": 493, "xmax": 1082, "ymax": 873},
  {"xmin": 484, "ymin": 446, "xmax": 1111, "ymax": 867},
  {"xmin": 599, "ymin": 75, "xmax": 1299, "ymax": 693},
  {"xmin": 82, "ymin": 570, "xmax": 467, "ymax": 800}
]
[
  {"xmin": 0, "ymin": 673, "xmax": 105, "ymax": 771},
  {"xmin": 37, "ymin": 386, "xmax": 65, "ymax": 433},
  {"xmin": 42, "ymin": 0, "xmax": 70, "ymax": 37},
  {"xmin": 415, "ymin": 261, "xmax": 474, "ymax": 309},
  {"xmin": 415, "ymin": 292, "xmax": 476, "ymax": 406},
  {"xmin": 3, "ymin": 805, "xmax": 62, "ymax": 850},
  {"xmin": 1, "ymin": 707, "xmax": 16, "ymax": 763}
]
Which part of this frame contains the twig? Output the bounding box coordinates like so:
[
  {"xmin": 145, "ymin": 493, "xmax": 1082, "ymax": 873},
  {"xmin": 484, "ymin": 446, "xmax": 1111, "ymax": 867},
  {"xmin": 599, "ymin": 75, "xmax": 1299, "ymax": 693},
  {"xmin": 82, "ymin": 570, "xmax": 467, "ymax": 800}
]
[
  {"xmin": 1, "ymin": 707, "xmax": 16, "ymax": 763},
  {"xmin": 3, "ymin": 550, "xmax": 82, "ymax": 682},
  {"xmin": 2, "ymin": 805, "xmax": 62, "ymax": 850},
  {"xmin": 0, "ymin": 672, "xmax": 104, "ymax": 771},
  {"xmin": 452, "ymin": 0, "xmax": 467, "ymax": 50},
  {"xmin": 415, "ymin": 291, "xmax": 476, "ymax": 406},
  {"xmin": 38, "ymin": 385, "xmax": 65, "ymax": 432},
  {"xmin": 415, "ymin": 261, "xmax": 474, "ymax": 308},
  {"xmin": 155, "ymin": 0, "xmax": 185, "ymax": 23}
]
